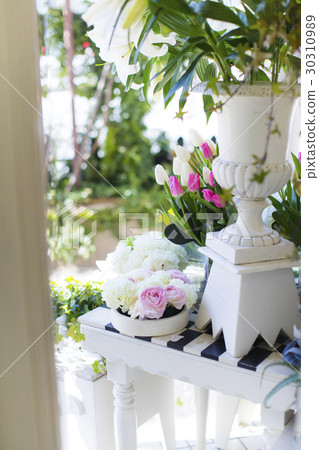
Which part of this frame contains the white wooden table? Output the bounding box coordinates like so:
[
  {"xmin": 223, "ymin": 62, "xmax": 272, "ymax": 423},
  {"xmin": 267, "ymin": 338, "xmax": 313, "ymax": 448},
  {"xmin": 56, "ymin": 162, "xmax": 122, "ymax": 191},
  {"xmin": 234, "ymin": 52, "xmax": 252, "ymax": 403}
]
[{"xmin": 79, "ymin": 307, "xmax": 299, "ymax": 450}]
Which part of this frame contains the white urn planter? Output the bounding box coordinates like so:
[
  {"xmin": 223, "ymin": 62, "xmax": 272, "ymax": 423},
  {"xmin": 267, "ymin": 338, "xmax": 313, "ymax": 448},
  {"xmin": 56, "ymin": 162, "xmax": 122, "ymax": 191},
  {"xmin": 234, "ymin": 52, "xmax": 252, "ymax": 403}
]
[
  {"xmin": 195, "ymin": 84, "xmax": 301, "ymax": 357},
  {"xmin": 111, "ymin": 307, "xmax": 189, "ymax": 337}
]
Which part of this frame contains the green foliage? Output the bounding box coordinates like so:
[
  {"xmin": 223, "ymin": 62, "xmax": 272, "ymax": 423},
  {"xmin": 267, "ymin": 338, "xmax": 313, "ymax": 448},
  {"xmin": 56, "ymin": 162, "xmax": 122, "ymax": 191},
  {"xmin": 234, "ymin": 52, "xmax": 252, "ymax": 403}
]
[
  {"xmin": 269, "ymin": 154, "xmax": 301, "ymax": 249},
  {"xmin": 92, "ymin": 357, "xmax": 107, "ymax": 375},
  {"xmin": 51, "ymin": 277, "xmax": 104, "ymax": 323},
  {"xmin": 52, "ymin": 277, "xmax": 107, "ymax": 374},
  {"xmin": 128, "ymin": 0, "xmax": 301, "ymax": 111}
]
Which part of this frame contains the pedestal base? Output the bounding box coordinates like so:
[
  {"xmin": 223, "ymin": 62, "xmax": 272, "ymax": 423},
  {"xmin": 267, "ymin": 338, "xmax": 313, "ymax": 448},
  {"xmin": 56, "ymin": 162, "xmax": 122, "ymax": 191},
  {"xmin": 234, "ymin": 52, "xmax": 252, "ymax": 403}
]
[
  {"xmin": 195, "ymin": 249, "xmax": 300, "ymax": 357},
  {"xmin": 206, "ymin": 231, "xmax": 295, "ymax": 265}
]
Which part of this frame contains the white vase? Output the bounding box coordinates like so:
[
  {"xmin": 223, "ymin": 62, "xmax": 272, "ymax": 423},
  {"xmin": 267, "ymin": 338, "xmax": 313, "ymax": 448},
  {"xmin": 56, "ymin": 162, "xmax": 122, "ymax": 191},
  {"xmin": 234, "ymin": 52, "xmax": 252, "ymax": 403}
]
[
  {"xmin": 111, "ymin": 308, "xmax": 189, "ymax": 337},
  {"xmin": 210, "ymin": 83, "xmax": 300, "ymax": 260},
  {"xmin": 195, "ymin": 83, "xmax": 301, "ymax": 357}
]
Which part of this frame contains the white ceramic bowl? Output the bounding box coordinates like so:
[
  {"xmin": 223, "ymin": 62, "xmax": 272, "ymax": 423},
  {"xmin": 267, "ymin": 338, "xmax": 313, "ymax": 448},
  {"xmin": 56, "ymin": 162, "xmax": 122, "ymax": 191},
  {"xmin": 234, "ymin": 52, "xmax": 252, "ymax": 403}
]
[{"xmin": 111, "ymin": 308, "xmax": 189, "ymax": 337}]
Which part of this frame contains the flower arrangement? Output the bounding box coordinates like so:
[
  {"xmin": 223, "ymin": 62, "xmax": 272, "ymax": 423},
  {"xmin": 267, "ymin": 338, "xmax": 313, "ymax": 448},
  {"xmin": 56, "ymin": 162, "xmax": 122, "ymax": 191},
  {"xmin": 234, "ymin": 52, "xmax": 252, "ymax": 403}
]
[
  {"xmin": 83, "ymin": 0, "xmax": 301, "ymax": 117},
  {"xmin": 103, "ymin": 268, "xmax": 197, "ymax": 319},
  {"xmin": 155, "ymin": 129, "xmax": 236, "ymax": 246},
  {"xmin": 103, "ymin": 231, "xmax": 188, "ymax": 273}
]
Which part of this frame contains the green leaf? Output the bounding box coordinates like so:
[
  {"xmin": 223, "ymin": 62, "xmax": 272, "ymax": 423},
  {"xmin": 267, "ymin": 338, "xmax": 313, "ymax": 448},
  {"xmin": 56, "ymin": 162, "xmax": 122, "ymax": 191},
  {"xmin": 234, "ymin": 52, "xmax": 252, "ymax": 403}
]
[
  {"xmin": 203, "ymin": 94, "xmax": 215, "ymax": 123},
  {"xmin": 165, "ymin": 52, "xmax": 206, "ymax": 106},
  {"xmin": 193, "ymin": 1, "xmax": 244, "ymax": 26},
  {"xmin": 255, "ymin": 69, "xmax": 270, "ymax": 81},
  {"xmin": 151, "ymin": 0, "xmax": 194, "ymax": 15},
  {"xmin": 143, "ymin": 59, "xmax": 155, "ymax": 105},
  {"xmin": 291, "ymin": 153, "xmax": 301, "ymax": 178},
  {"xmin": 196, "ymin": 57, "xmax": 209, "ymax": 82},
  {"xmin": 264, "ymin": 373, "xmax": 300, "ymax": 408}
]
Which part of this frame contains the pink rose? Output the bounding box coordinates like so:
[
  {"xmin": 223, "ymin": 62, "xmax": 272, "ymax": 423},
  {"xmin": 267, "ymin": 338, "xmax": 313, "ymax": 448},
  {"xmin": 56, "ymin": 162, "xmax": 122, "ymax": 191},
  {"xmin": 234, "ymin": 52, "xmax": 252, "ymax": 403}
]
[
  {"xmin": 169, "ymin": 269, "xmax": 191, "ymax": 284},
  {"xmin": 164, "ymin": 285, "xmax": 186, "ymax": 310},
  {"xmin": 139, "ymin": 287, "xmax": 167, "ymax": 320}
]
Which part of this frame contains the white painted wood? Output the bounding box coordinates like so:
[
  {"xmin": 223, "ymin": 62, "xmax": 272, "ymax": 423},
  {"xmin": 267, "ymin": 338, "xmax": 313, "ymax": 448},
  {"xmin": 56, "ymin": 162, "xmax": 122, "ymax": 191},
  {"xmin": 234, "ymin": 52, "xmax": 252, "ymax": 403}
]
[
  {"xmin": 261, "ymin": 406, "xmax": 295, "ymax": 449},
  {"xmin": 79, "ymin": 307, "xmax": 298, "ymax": 449},
  {"xmin": 237, "ymin": 399, "xmax": 257, "ymax": 426},
  {"xmin": 214, "ymin": 393, "xmax": 240, "ymax": 449},
  {"xmin": 78, "ymin": 308, "xmax": 296, "ymax": 408},
  {"xmin": 111, "ymin": 307, "xmax": 189, "ymax": 337},
  {"xmin": 0, "ymin": 1, "xmax": 60, "ymax": 448},
  {"xmin": 195, "ymin": 257, "xmax": 300, "ymax": 357},
  {"xmin": 113, "ymin": 382, "xmax": 137, "ymax": 450},
  {"xmin": 205, "ymin": 232, "xmax": 295, "ymax": 265},
  {"xmin": 194, "ymin": 386, "xmax": 209, "ymax": 450}
]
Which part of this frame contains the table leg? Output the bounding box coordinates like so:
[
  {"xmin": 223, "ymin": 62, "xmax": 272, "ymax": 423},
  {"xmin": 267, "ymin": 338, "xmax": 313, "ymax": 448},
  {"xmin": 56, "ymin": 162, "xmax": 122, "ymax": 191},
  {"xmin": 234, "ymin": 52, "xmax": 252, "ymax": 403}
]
[
  {"xmin": 107, "ymin": 360, "xmax": 137, "ymax": 450},
  {"xmin": 113, "ymin": 382, "xmax": 137, "ymax": 450},
  {"xmin": 214, "ymin": 392, "xmax": 240, "ymax": 449},
  {"xmin": 261, "ymin": 405, "xmax": 294, "ymax": 449},
  {"xmin": 195, "ymin": 386, "xmax": 209, "ymax": 450}
]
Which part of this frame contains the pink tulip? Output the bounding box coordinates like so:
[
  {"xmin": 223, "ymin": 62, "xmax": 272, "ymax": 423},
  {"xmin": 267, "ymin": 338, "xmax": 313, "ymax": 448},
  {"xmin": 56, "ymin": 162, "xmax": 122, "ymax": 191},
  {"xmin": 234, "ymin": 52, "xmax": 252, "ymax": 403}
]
[
  {"xmin": 212, "ymin": 194, "xmax": 226, "ymax": 208},
  {"xmin": 208, "ymin": 171, "xmax": 215, "ymax": 187},
  {"xmin": 139, "ymin": 287, "xmax": 167, "ymax": 320},
  {"xmin": 202, "ymin": 190, "xmax": 226, "ymax": 208},
  {"xmin": 188, "ymin": 173, "xmax": 200, "ymax": 192},
  {"xmin": 201, "ymin": 142, "xmax": 214, "ymax": 159},
  {"xmin": 298, "ymin": 152, "xmax": 301, "ymax": 163},
  {"xmin": 202, "ymin": 189, "xmax": 215, "ymax": 202},
  {"xmin": 164, "ymin": 285, "xmax": 186, "ymax": 310},
  {"xmin": 169, "ymin": 176, "xmax": 183, "ymax": 197}
]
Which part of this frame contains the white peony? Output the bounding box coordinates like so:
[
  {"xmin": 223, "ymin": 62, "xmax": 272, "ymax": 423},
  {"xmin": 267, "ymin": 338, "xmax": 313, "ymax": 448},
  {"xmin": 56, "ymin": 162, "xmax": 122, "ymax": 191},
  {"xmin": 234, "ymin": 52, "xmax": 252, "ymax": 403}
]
[
  {"xmin": 103, "ymin": 277, "xmax": 138, "ymax": 313},
  {"xmin": 141, "ymin": 251, "xmax": 180, "ymax": 271}
]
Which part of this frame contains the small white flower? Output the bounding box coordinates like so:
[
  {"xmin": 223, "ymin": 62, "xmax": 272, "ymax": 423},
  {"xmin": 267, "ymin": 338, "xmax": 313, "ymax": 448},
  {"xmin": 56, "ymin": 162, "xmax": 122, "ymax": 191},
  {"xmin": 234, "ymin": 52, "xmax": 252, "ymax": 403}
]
[
  {"xmin": 175, "ymin": 145, "xmax": 191, "ymax": 163},
  {"xmin": 190, "ymin": 129, "xmax": 204, "ymax": 147},
  {"xmin": 203, "ymin": 167, "xmax": 211, "ymax": 184},
  {"xmin": 173, "ymin": 157, "xmax": 183, "ymax": 175},
  {"xmin": 155, "ymin": 164, "xmax": 169, "ymax": 185}
]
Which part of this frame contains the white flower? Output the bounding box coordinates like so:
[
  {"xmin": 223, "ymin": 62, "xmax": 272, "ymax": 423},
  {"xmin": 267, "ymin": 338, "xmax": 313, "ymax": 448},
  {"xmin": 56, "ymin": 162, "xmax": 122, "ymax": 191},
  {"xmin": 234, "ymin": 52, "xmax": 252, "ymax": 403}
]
[
  {"xmin": 103, "ymin": 277, "xmax": 138, "ymax": 313},
  {"xmin": 141, "ymin": 251, "xmax": 180, "ymax": 271},
  {"xmin": 173, "ymin": 157, "xmax": 183, "ymax": 175},
  {"xmin": 83, "ymin": 1, "xmax": 176, "ymax": 90},
  {"xmin": 181, "ymin": 162, "xmax": 194, "ymax": 186},
  {"xmin": 155, "ymin": 164, "xmax": 169, "ymax": 185},
  {"xmin": 175, "ymin": 145, "xmax": 191, "ymax": 163},
  {"xmin": 190, "ymin": 129, "xmax": 204, "ymax": 147},
  {"xmin": 203, "ymin": 167, "xmax": 211, "ymax": 184},
  {"xmin": 126, "ymin": 268, "xmax": 151, "ymax": 282},
  {"xmin": 169, "ymin": 278, "xmax": 197, "ymax": 309}
]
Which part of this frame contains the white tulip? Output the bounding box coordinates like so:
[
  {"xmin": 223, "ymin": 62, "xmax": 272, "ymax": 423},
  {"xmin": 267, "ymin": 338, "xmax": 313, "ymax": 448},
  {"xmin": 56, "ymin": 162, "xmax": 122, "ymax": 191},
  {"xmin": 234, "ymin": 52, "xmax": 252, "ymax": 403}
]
[
  {"xmin": 181, "ymin": 163, "xmax": 194, "ymax": 186},
  {"xmin": 173, "ymin": 157, "xmax": 183, "ymax": 176},
  {"xmin": 175, "ymin": 145, "xmax": 191, "ymax": 162},
  {"xmin": 154, "ymin": 164, "xmax": 169, "ymax": 185},
  {"xmin": 190, "ymin": 129, "xmax": 204, "ymax": 147},
  {"xmin": 203, "ymin": 167, "xmax": 211, "ymax": 184},
  {"xmin": 206, "ymin": 138, "xmax": 217, "ymax": 155}
]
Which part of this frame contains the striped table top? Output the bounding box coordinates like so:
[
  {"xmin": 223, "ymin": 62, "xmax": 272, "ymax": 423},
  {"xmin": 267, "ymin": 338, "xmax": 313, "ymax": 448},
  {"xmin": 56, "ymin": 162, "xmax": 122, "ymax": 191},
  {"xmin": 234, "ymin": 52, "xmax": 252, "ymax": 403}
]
[{"xmin": 103, "ymin": 307, "xmax": 290, "ymax": 374}]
